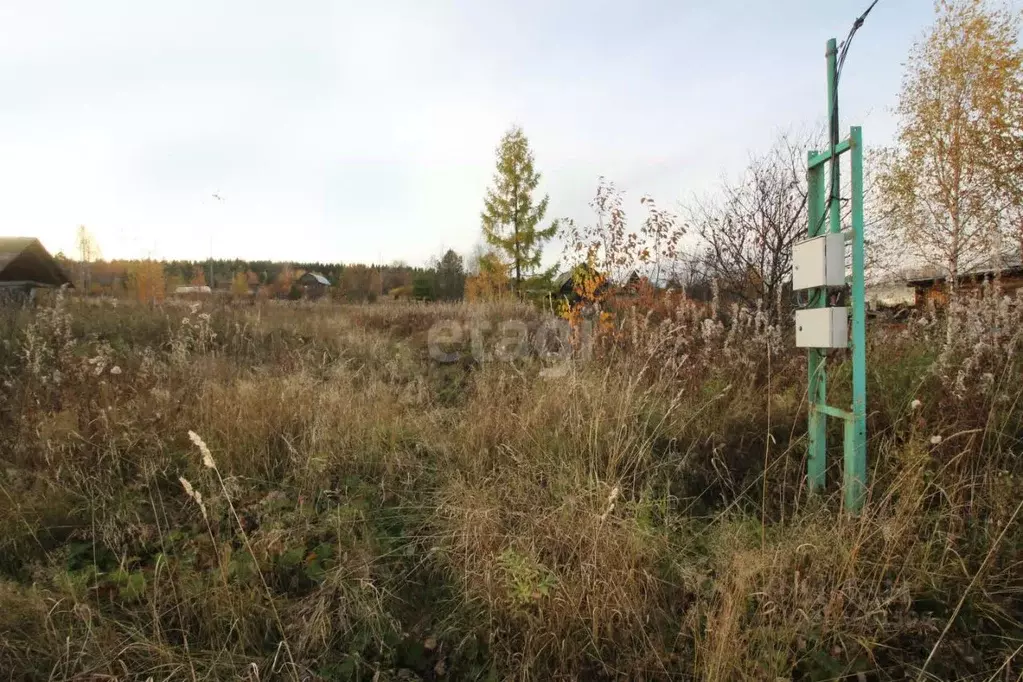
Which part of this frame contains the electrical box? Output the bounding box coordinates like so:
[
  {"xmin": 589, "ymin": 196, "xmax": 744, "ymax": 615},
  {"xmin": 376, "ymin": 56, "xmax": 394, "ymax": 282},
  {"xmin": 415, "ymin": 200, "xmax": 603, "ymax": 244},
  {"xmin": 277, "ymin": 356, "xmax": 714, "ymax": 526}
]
[
  {"xmin": 792, "ymin": 233, "xmax": 845, "ymax": 290},
  {"xmin": 795, "ymin": 307, "xmax": 848, "ymax": 348}
]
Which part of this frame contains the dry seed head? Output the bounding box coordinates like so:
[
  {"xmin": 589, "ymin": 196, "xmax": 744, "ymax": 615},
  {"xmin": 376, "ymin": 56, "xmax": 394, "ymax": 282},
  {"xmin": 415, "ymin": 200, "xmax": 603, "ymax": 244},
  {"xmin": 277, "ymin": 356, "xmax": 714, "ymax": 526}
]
[
  {"xmin": 600, "ymin": 485, "xmax": 621, "ymax": 521},
  {"xmin": 179, "ymin": 476, "xmax": 208, "ymax": 519},
  {"xmin": 607, "ymin": 485, "xmax": 620, "ymax": 505},
  {"xmin": 188, "ymin": 430, "xmax": 216, "ymax": 469}
]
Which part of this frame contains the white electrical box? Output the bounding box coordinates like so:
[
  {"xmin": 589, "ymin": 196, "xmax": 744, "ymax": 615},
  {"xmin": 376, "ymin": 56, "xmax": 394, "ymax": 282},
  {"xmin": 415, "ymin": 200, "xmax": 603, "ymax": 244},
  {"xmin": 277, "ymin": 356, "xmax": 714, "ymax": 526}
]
[
  {"xmin": 795, "ymin": 307, "xmax": 848, "ymax": 348},
  {"xmin": 792, "ymin": 233, "xmax": 845, "ymax": 290}
]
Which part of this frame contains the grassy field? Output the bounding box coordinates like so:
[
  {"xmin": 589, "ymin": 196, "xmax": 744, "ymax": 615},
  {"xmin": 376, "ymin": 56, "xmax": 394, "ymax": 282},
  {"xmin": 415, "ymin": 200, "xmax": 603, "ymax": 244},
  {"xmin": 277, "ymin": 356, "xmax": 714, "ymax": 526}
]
[{"xmin": 1, "ymin": 291, "xmax": 1022, "ymax": 680}]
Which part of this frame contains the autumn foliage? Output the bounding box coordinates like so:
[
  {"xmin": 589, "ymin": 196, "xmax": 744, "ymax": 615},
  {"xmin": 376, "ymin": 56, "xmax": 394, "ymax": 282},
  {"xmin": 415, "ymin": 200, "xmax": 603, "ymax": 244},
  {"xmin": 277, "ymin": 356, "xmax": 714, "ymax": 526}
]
[
  {"xmin": 555, "ymin": 180, "xmax": 688, "ymax": 342},
  {"xmin": 465, "ymin": 253, "xmax": 511, "ymax": 302},
  {"xmin": 231, "ymin": 272, "xmax": 252, "ymax": 296},
  {"xmin": 129, "ymin": 260, "xmax": 166, "ymax": 304}
]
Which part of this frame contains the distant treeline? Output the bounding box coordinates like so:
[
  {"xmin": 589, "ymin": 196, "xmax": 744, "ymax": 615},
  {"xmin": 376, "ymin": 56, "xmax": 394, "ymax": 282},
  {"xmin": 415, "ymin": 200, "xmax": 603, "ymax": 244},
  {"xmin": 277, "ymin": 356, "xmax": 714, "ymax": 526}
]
[{"xmin": 60, "ymin": 250, "xmax": 469, "ymax": 303}]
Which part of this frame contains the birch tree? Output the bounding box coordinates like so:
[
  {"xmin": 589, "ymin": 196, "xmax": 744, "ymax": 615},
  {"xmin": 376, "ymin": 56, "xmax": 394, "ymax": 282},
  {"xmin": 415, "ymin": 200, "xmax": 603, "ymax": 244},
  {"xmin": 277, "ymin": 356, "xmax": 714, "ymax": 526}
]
[{"xmin": 879, "ymin": 0, "xmax": 1023, "ymax": 279}]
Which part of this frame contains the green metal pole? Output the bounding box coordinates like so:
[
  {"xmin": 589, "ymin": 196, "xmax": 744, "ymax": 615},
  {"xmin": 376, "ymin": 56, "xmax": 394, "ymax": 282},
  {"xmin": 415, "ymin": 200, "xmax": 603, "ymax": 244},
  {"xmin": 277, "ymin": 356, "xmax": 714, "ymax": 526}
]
[
  {"xmin": 846, "ymin": 125, "xmax": 867, "ymax": 512},
  {"xmin": 807, "ymin": 150, "xmax": 827, "ymax": 492},
  {"xmin": 826, "ymin": 38, "xmax": 841, "ymax": 235},
  {"xmin": 806, "ymin": 37, "xmax": 839, "ymax": 495}
]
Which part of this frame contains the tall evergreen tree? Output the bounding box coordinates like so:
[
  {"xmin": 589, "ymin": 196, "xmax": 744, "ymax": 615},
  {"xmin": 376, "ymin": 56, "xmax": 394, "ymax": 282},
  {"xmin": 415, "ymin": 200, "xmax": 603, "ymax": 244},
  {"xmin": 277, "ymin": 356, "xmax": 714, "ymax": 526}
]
[
  {"xmin": 481, "ymin": 126, "xmax": 558, "ymax": 294},
  {"xmin": 434, "ymin": 249, "xmax": 466, "ymax": 301}
]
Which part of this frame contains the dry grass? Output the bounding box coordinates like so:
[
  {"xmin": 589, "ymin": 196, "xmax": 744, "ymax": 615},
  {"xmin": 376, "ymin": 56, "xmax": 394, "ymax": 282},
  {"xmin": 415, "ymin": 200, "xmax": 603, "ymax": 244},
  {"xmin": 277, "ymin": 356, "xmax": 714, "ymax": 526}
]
[{"xmin": 0, "ymin": 291, "xmax": 1021, "ymax": 680}]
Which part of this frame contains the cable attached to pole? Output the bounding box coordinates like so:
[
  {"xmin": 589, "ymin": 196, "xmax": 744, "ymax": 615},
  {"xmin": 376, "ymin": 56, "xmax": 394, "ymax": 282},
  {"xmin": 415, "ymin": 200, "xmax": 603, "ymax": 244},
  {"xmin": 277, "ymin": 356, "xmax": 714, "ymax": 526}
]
[{"xmin": 813, "ymin": 0, "xmax": 882, "ymax": 237}]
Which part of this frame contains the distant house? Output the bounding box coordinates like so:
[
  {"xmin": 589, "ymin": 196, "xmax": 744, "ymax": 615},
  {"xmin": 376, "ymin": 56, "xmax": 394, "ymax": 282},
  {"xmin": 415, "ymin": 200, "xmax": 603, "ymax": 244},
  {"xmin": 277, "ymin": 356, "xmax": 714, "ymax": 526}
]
[
  {"xmin": 90, "ymin": 270, "xmax": 125, "ymax": 293},
  {"xmin": 174, "ymin": 285, "xmax": 212, "ymax": 296},
  {"xmin": 0, "ymin": 237, "xmax": 73, "ymax": 302},
  {"xmin": 905, "ymin": 252, "xmax": 1023, "ymax": 306},
  {"xmin": 619, "ymin": 270, "xmax": 652, "ymax": 296},
  {"xmin": 865, "ymin": 281, "xmax": 916, "ymax": 310},
  {"xmin": 553, "ymin": 264, "xmax": 611, "ymax": 304},
  {"xmin": 297, "ymin": 271, "xmax": 331, "ymax": 299}
]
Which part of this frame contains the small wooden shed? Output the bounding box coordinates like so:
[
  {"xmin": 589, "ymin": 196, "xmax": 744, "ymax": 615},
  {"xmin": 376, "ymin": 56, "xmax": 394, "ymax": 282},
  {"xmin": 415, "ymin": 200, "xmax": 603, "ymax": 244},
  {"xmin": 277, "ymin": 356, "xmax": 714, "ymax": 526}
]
[{"xmin": 296, "ymin": 271, "xmax": 331, "ymax": 299}]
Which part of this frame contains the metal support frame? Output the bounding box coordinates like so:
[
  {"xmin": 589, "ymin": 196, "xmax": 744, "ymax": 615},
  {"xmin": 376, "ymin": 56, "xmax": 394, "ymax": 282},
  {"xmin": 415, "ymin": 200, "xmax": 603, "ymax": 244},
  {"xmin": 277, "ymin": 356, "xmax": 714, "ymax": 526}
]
[{"xmin": 805, "ymin": 38, "xmax": 868, "ymax": 513}]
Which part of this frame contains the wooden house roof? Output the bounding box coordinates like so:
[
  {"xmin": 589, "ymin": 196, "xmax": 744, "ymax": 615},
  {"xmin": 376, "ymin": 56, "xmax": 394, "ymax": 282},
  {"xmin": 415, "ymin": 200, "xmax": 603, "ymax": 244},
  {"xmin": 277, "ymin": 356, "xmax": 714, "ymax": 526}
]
[
  {"xmin": 0, "ymin": 237, "xmax": 73, "ymax": 288},
  {"xmin": 298, "ymin": 271, "xmax": 330, "ymax": 286},
  {"xmin": 905, "ymin": 252, "xmax": 1023, "ymax": 287}
]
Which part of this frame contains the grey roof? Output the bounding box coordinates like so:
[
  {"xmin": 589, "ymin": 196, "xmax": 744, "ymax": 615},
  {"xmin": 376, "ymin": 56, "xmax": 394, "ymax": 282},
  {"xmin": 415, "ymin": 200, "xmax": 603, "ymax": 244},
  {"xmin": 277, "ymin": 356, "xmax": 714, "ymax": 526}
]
[
  {"xmin": 553, "ymin": 271, "xmax": 573, "ymax": 289},
  {"xmin": 906, "ymin": 250, "xmax": 1023, "ymax": 285},
  {"xmin": 300, "ymin": 271, "xmax": 330, "ymax": 286},
  {"xmin": 555, "ymin": 264, "xmax": 620, "ymax": 291},
  {"xmin": 0, "ymin": 237, "xmax": 73, "ymax": 288},
  {"xmin": 0, "ymin": 237, "xmax": 36, "ymax": 271}
]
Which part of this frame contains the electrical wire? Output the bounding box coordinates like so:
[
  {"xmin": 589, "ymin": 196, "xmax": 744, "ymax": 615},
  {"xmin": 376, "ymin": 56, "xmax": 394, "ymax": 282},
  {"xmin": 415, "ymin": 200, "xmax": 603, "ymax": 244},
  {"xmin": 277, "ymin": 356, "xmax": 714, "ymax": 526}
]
[
  {"xmin": 794, "ymin": 0, "xmax": 881, "ymax": 312},
  {"xmin": 813, "ymin": 0, "xmax": 882, "ymax": 238}
]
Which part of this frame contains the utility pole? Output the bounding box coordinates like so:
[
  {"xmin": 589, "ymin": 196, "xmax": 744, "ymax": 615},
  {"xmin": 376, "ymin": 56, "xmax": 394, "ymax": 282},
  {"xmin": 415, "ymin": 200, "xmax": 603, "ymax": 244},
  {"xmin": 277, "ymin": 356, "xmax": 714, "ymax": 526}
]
[
  {"xmin": 211, "ymin": 192, "xmax": 224, "ymax": 289},
  {"xmin": 793, "ymin": 38, "xmax": 869, "ymax": 513}
]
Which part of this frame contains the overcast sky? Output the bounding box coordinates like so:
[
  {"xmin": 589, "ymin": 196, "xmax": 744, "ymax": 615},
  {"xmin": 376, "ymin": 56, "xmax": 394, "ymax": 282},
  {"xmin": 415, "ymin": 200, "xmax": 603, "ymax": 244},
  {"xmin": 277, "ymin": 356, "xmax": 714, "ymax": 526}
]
[{"xmin": 0, "ymin": 1, "xmax": 938, "ymax": 265}]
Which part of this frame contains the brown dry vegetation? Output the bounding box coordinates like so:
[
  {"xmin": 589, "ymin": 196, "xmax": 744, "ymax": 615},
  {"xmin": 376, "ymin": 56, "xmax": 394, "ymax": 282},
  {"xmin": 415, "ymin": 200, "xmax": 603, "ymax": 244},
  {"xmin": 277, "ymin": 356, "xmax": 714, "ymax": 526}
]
[{"xmin": 1, "ymin": 290, "xmax": 1022, "ymax": 681}]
